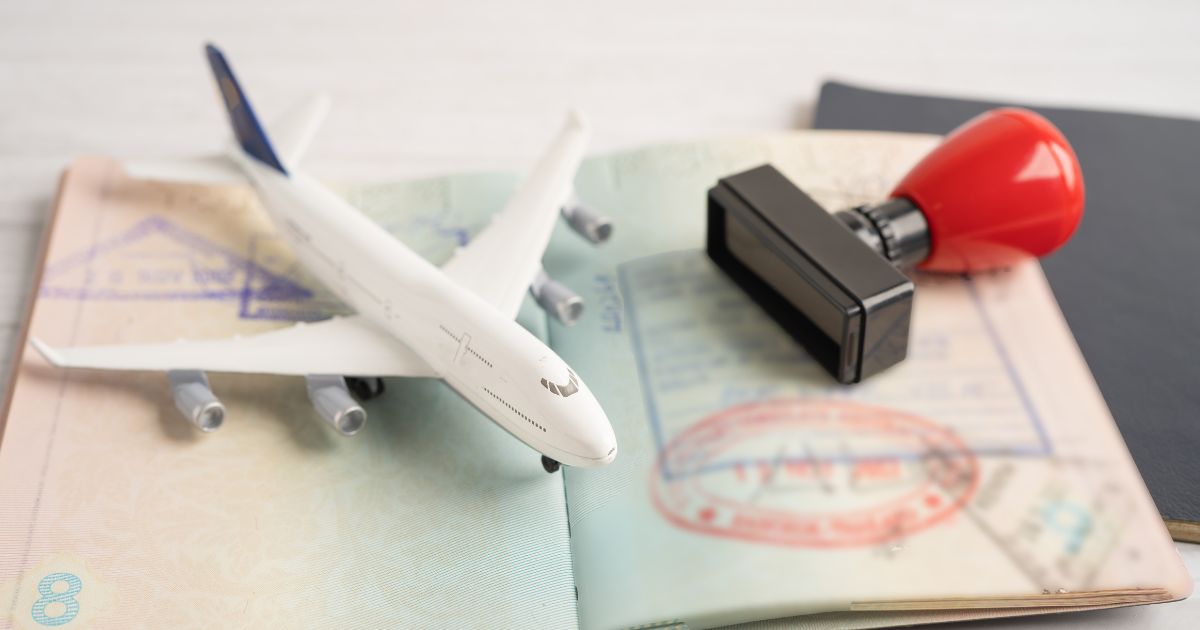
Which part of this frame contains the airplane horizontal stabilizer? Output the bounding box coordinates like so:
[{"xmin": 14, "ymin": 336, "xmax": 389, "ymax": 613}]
[{"xmin": 122, "ymin": 154, "xmax": 248, "ymax": 185}]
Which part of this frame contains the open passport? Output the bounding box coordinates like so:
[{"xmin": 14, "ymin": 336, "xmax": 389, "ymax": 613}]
[{"xmin": 0, "ymin": 131, "xmax": 1190, "ymax": 629}]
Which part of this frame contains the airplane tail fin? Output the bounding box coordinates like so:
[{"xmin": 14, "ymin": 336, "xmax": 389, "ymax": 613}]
[{"xmin": 204, "ymin": 43, "xmax": 289, "ymax": 175}]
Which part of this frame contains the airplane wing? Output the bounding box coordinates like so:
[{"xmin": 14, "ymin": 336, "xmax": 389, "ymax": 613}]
[
  {"xmin": 30, "ymin": 315, "xmax": 439, "ymax": 378},
  {"xmin": 440, "ymin": 111, "xmax": 590, "ymax": 319}
]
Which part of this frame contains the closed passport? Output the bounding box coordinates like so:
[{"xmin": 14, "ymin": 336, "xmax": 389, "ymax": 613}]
[{"xmin": 813, "ymin": 82, "xmax": 1200, "ymax": 538}]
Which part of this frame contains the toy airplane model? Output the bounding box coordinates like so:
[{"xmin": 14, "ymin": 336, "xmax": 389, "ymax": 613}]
[{"xmin": 30, "ymin": 44, "xmax": 618, "ymax": 473}]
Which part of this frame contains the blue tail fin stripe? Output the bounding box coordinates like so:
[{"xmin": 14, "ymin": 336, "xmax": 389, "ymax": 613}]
[{"xmin": 204, "ymin": 44, "xmax": 288, "ymax": 175}]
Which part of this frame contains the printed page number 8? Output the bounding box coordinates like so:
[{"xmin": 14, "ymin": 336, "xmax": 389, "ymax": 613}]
[{"xmin": 31, "ymin": 572, "xmax": 81, "ymax": 627}]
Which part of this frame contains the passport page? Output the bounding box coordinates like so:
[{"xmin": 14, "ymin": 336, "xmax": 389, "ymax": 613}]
[
  {"xmin": 540, "ymin": 132, "xmax": 1191, "ymax": 629},
  {"xmin": 0, "ymin": 159, "xmax": 578, "ymax": 629}
]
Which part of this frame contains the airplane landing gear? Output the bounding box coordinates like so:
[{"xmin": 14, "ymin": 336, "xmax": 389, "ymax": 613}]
[
  {"xmin": 346, "ymin": 377, "xmax": 386, "ymax": 401},
  {"xmin": 541, "ymin": 455, "xmax": 561, "ymax": 474}
]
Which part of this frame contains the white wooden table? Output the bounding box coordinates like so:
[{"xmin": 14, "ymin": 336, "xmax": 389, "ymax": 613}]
[{"xmin": 1, "ymin": 1, "xmax": 1196, "ymax": 627}]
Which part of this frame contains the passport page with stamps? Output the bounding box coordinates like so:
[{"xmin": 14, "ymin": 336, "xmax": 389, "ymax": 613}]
[
  {"xmin": 547, "ymin": 132, "xmax": 1192, "ymax": 629},
  {"xmin": 0, "ymin": 160, "xmax": 578, "ymax": 629}
]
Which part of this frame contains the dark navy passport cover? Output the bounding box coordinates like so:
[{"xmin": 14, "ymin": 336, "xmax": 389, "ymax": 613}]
[{"xmin": 813, "ymin": 82, "xmax": 1200, "ymax": 536}]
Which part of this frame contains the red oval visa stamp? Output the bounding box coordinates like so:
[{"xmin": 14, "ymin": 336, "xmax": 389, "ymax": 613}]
[{"xmin": 650, "ymin": 398, "xmax": 978, "ymax": 548}]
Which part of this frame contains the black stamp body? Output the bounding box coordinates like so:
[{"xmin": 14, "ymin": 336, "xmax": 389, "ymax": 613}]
[{"xmin": 707, "ymin": 165, "xmax": 915, "ymax": 384}]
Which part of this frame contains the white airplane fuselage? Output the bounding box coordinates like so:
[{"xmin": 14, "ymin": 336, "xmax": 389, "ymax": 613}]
[{"xmin": 233, "ymin": 150, "xmax": 618, "ymax": 468}]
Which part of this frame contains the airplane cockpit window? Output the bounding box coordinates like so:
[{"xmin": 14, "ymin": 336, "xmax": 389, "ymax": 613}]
[{"xmin": 540, "ymin": 368, "xmax": 579, "ymax": 398}]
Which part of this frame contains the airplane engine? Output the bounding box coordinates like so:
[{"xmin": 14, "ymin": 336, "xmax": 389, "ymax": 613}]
[
  {"xmin": 530, "ymin": 268, "xmax": 584, "ymax": 326},
  {"xmin": 305, "ymin": 375, "xmax": 367, "ymax": 436},
  {"xmin": 167, "ymin": 369, "xmax": 225, "ymax": 432},
  {"xmin": 561, "ymin": 199, "xmax": 613, "ymax": 244}
]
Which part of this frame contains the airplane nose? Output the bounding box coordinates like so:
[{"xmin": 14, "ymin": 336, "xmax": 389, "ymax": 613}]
[
  {"xmin": 598, "ymin": 441, "xmax": 618, "ymax": 464},
  {"xmin": 566, "ymin": 430, "xmax": 617, "ymax": 466},
  {"xmin": 536, "ymin": 364, "xmax": 618, "ymax": 466},
  {"xmin": 555, "ymin": 402, "xmax": 617, "ymax": 466},
  {"xmin": 579, "ymin": 407, "xmax": 618, "ymax": 464}
]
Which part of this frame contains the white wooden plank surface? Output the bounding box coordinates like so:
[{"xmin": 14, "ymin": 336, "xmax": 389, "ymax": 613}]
[{"xmin": 1, "ymin": 1, "xmax": 1197, "ymax": 627}]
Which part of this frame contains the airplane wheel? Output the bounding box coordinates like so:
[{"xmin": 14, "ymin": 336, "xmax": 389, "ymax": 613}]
[
  {"xmin": 541, "ymin": 455, "xmax": 561, "ymax": 474},
  {"xmin": 347, "ymin": 377, "xmax": 386, "ymax": 401}
]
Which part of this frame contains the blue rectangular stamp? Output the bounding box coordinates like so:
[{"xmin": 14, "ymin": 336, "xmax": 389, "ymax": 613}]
[
  {"xmin": 618, "ymin": 249, "xmax": 1050, "ymax": 482},
  {"xmin": 39, "ymin": 215, "xmax": 341, "ymax": 322}
]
